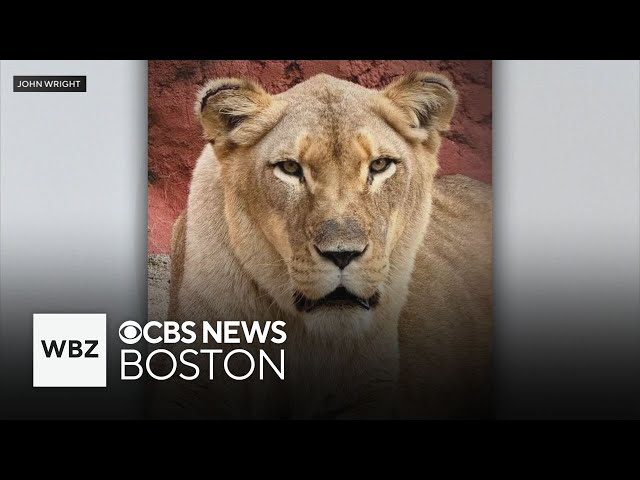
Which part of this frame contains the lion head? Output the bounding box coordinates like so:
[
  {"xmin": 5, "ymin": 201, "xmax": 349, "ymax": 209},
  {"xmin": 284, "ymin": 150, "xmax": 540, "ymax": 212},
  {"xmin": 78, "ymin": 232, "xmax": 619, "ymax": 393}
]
[{"xmin": 196, "ymin": 72, "xmax": 457, "ymax": 332}]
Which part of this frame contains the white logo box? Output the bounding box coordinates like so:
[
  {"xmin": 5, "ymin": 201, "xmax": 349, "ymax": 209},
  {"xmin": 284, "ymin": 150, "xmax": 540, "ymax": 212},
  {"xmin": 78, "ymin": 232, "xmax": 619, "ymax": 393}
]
[{"xmin": 33, "ymin": 313, "xmax": 107, "ymax": 387}]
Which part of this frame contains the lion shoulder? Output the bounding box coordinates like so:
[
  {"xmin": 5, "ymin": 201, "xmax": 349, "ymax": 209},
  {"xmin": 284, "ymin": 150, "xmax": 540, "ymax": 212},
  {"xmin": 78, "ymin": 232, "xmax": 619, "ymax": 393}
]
[
  {"xmin": 398, "ymin": 174, "xmax": 492, "ymax": 417},
  {"xmin": 167, "ymin": 208, "xmax": 187, "ymax": 320}
]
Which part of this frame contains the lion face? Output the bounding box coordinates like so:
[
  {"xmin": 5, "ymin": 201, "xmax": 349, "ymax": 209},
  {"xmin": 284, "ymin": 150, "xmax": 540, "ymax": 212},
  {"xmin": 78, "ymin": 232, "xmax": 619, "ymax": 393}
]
[{"xmin": 197, "ymin": 73, "xmax": 457, "ymax": 329}]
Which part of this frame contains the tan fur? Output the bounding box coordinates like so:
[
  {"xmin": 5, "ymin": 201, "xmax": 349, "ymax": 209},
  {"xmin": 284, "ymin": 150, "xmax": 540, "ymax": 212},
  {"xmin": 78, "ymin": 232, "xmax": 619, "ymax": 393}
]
[
  {"xmin": 399, "ymin": 175, "xmax": 492, "ymax": 418},
  {"xmin": 167, "ymin": 209, "xmax": 186, "ymax": 321},
  {"xmin": 159, "ymin": 72, "xmax": 491, "ymax": 419}
]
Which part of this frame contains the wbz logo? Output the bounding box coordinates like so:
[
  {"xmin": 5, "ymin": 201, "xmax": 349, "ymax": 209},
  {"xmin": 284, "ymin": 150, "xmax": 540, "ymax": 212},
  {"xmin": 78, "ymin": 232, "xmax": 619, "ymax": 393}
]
[
  {"xmin": 33, "ymin": 314, "xmax": 106, "ymax": 387},
  {"xmin": 41, "ymin": 339, "xmax": 99, "ymax": 358}
]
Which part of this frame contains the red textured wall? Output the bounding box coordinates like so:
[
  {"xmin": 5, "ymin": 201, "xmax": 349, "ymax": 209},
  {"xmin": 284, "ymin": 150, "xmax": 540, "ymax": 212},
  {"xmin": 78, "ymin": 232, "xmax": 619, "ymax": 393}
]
[{"xmin": 148, "ymin": 60, "xmax": 492, "ymax": 253}]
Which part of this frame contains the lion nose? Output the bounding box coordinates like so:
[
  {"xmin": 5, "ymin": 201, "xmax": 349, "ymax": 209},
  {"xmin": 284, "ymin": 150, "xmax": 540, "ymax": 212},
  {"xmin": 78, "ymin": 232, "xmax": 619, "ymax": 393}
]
[{"xmin": 315, "ymin": 246, "xmax": 367, "ymax": 269}]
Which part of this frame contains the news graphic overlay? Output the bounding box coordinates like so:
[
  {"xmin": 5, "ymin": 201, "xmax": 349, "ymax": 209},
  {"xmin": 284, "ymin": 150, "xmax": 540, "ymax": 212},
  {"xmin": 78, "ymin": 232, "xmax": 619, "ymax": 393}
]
[
  {"xmin": 33, "ymin": 314, "xmax": 106, "ymax": 387},
  {"xmin": 118, "ymin": 320, "xmax": 286, "ymax": 382}
]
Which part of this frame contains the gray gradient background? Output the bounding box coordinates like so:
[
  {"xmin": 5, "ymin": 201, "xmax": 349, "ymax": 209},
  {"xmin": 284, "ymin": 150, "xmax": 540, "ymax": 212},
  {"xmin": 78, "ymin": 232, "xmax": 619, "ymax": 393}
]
[
  {"xmin": 494, "ymin": 60, "xmax": 639, "ymax": 418},
  {"xmin": 0, "ymin": 60, "xmax": 638, "ymax": 419},
  {"xmin": 0, "ymin": 61, "xmax": 147, "ymax": 418}
]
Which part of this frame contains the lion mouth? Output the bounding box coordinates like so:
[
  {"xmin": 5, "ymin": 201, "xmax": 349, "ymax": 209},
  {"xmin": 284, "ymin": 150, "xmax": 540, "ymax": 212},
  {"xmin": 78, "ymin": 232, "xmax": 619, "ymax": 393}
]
[{"xmin": 293, "ymin": 287, "xmax": 380, "ymax": 313}]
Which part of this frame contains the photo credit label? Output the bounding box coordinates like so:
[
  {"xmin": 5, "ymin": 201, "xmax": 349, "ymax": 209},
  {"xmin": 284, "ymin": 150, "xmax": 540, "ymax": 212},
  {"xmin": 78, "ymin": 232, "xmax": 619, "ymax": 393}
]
[{"xmin": 13, "ymin": 76, "xmax": 86, "ymax": 92}]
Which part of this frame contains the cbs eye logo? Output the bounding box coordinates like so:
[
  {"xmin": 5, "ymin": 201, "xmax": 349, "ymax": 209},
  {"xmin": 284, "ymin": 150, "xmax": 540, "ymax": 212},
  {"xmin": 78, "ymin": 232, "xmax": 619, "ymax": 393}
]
[{"xmin": 119, "ymin": 321, "xmax": 142, "ymax": 344}]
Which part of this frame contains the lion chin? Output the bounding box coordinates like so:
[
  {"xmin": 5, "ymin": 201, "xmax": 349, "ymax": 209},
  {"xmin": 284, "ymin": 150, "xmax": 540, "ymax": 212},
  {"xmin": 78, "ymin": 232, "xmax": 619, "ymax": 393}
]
[
  {"xmin": 302, "ymin": 305, "xmax": 374, "ymax": 337},
  {"xmin": 158, "ymin": 72, "xmax": 492, "ymax": 419}
]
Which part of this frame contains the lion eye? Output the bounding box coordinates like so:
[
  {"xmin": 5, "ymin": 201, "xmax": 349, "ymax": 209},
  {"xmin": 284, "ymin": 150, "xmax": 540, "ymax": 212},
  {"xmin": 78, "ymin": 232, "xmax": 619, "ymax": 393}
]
[
  {"xmin": 276, "ymin": 160, "xmax": 303, "ymax": 177},
  {"xmin": 369, "ymin": 157, "xmax": 394, "ymax": 174}
]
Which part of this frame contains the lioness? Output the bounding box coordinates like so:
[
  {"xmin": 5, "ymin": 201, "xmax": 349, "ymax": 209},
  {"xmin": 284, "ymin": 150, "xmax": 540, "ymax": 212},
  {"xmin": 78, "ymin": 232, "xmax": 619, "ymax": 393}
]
[{"xmin": 158, "ymin": 72, "xmax": 492, "ymax": 419}]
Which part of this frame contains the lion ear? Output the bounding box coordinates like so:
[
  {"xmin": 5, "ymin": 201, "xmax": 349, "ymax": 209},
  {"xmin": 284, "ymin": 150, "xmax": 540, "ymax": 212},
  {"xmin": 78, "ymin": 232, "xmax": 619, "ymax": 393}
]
[
  {"xmin": 382, "ymin": 72, "xmax": 458, "ymax": 132},
  {"xmin": 196, "ymin": 78, "xmax": 274, "ymax": 145}
]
